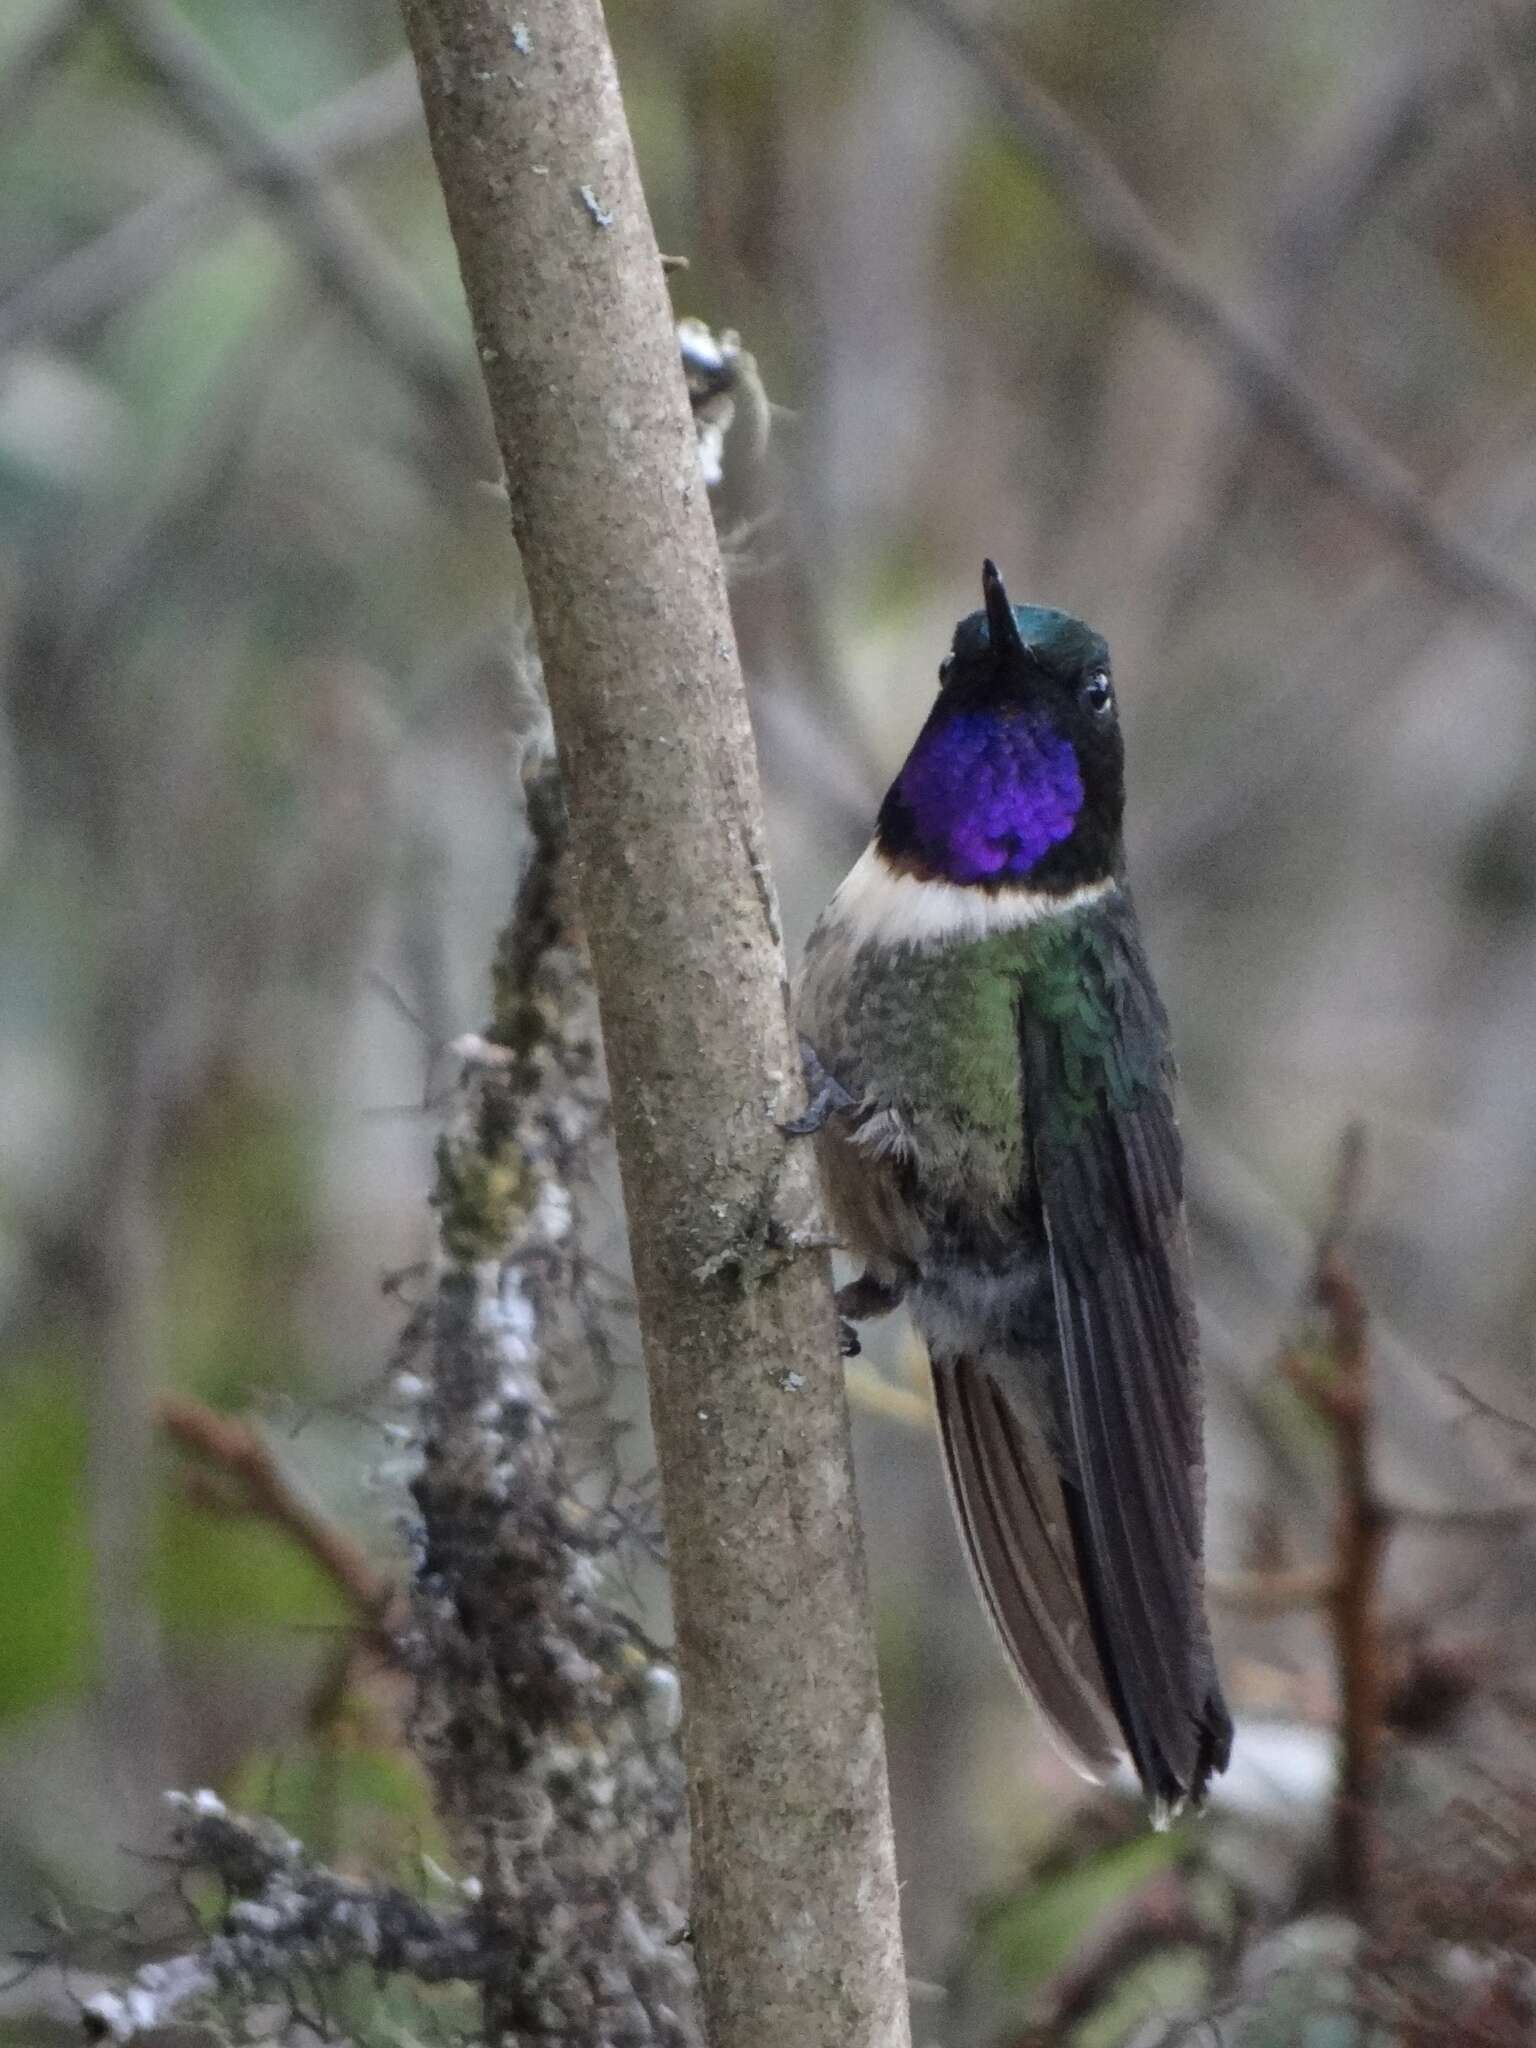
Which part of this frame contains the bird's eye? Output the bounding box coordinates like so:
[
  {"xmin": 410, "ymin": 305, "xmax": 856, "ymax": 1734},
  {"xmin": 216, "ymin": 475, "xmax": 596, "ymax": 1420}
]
[
  {"xmin": 938, "ymin": 655, "xmax": 954, "ymax": 682},
  {"xmin": 1081, "ymin": 670, "xmax": 1113, "ymax": 716}
]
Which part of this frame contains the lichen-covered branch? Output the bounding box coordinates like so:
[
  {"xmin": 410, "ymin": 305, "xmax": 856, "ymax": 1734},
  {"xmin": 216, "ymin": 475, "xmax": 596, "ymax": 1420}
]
[
  {"xmin": 84, "ymin": 758, "xmax": 696, "ymax": 2048},
  {"xmin": 397, "ymin": 8, "xmax": 911, "ymax": 2048},
  {"xmin": 401, "ymin": 756, "xmax": 697, "ymax": 2047},
  {"xmin": 81, "ymin": 1792, "xmax": 488, "ymax": 2041}
]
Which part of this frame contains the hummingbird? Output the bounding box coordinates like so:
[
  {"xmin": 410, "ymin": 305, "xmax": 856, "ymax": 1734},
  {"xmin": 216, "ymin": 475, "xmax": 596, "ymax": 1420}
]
[{"xmin": 790, "ymin": 561, "xmax": 1231, "ymax": 1821}]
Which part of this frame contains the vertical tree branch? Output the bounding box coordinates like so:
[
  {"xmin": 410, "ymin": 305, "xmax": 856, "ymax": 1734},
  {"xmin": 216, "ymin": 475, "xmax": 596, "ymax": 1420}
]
[
  {"xmin": 397, "ymin": 10, "xmax": 911, "ymax": 2048},
  {"xmin": 1285, "ymin": 1125, "xmax": 1386, "ymax": 1920},
  {"xmin": 1321, "ymin": 1274, "xmax": 1383, "ymax": 1919}
]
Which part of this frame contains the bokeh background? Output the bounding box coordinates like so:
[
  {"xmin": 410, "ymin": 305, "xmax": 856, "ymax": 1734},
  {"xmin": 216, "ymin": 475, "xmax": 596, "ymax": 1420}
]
[{"xmin": 4, "ymin": 0, "xmax": 1536, "ymax": 2039}]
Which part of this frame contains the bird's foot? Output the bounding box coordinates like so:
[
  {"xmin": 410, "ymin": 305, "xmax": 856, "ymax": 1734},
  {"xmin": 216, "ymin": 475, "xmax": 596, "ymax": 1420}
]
[
  {"xmin": 777, "ymin": 1038, "xmax": 857, "ymax": 1137},
  {"xmin": 694, "ymin": 1209, "xmax": 839, "ymax": 1291},
  {"xmin": 835, "ymin": 1270, "xmax": 908, "ymax": 1323},
  {"xmin": 832, "ymin": 1269, "xmax": 908, "ymax": 1360}
]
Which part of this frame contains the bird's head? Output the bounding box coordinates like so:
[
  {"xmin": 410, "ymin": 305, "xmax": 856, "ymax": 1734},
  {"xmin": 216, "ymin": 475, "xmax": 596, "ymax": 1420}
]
[{"xmin": 875, "ymin": 560, "xmax": 1124, "ymax": 893}]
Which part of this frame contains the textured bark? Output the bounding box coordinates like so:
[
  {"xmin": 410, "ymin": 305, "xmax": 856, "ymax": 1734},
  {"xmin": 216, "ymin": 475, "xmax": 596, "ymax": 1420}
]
[{"xmin": 398, "ymin": 9, "xmax": 911, "ymax": 2048}]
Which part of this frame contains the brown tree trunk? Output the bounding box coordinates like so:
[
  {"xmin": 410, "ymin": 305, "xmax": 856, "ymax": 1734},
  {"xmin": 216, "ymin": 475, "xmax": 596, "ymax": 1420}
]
[{"xmin": 397, "ymin": 7, "xmax": 912, "ymax": 2048}]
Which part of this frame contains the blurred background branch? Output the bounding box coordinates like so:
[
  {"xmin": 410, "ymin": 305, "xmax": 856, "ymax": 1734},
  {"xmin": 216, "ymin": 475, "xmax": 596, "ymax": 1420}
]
[
  {"xmin": 909, "ymin": 0, "xmax": 1536, "ymax": 646},
  {"xmin": 0, "ymin": 57, "xmax": 422, "ymax": 360},
  {"xmin": 92, "ymin": 0, "xmax": 483, "ymax": 461},
  {"xmin": 0, "ymin": 0, "xmax": 86, "ymax": 133}
]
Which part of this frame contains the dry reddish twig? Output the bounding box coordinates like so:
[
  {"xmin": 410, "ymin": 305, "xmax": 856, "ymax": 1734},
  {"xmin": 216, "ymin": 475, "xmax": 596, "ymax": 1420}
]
[
  {"xmin": 156, "ymin": 1394, "xmax": 400, "ymax": 1653},
  {"xmin": 1282, "ymin": 1124, "xmax": 1387, "ymax": 1920}
]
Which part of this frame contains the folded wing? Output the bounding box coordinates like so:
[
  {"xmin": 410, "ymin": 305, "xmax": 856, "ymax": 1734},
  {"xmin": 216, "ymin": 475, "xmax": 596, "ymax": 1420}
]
[{"xmin": 1018, "ymin": 906, "xmax": 1231, "ymax": 1816}]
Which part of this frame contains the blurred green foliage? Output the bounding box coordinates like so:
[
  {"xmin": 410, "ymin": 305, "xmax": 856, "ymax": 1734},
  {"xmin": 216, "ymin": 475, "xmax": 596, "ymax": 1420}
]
[
  {"xmin": 160, "ymin": 1081, "xmax": 317, "ymax": 1403},
  {"xmin": 150, "ymin": 1487, "xmax": 345, "ymax": 1642},
  {"xmin": 224, "ymin": 1736, "xmax": 444, "ymax": 1871},
  {"xmin": 976, "ymin": 1828, "xmax": 1181, "ymax": 1990},
  {"xmin": 0, "ymin": 1365, "xmax": 93, "ymax": 1722}
]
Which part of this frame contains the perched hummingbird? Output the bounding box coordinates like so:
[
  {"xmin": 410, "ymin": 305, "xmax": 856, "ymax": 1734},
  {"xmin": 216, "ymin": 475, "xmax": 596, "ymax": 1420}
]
[{"xmin": 791, "ymin": 561, "xmax": 1231, "ymax": 1820}]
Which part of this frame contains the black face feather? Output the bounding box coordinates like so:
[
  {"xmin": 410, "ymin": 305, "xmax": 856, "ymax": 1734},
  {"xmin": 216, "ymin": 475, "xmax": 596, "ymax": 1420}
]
[{"xmin": 876, "ymin": 564, "xmax": 1125, "ymax": 894}]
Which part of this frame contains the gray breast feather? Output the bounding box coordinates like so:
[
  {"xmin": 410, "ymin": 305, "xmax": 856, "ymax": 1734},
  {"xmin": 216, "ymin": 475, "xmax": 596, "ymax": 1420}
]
[
  {"xmin": 849, "ymin": 1103, "xmax": 915, "ymax": 1162},
  {"xmin": 910, "ymin": 1265, "xmax": 1059, "ymax": 1409}
]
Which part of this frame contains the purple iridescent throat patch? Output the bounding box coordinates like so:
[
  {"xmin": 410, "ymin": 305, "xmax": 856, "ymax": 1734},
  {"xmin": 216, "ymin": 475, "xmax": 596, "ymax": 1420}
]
[{"xmin": 897, "ymin": 710, "xmax": 1082, "ymax": 883}]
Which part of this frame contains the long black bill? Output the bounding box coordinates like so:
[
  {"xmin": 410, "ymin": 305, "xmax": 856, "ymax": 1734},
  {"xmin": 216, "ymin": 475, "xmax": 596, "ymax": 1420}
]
[{"xmin": 981, "ymin": 557, "xmax": 1028, "ymax": 660}]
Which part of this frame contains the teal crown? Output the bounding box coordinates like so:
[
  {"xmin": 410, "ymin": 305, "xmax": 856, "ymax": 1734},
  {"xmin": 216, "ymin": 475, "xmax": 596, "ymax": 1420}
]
[{"xmin": 949, "ymin": 602, "xmax": 1108, "ymax": 678}]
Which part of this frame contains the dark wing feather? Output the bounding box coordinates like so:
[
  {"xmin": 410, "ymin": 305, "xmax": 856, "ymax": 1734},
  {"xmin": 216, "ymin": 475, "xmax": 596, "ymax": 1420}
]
[
  {"xmin": 1019, "ymin": 901, "xmax": 1231, "ymax": 1815},
  {"xmin": 932, "ymin": 1353, "xmax": 1122, "ymax": 1781}
]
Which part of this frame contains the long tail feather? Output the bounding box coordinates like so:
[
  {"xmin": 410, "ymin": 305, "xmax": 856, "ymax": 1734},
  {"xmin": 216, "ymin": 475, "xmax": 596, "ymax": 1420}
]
[
  {"xmin": 931, "ymin": 1352, "xmax": 1122, "ymax": 1782},
  {"xmin": 932, "ymin": 1344, "xmax": 1229, "ymax": 1818}
]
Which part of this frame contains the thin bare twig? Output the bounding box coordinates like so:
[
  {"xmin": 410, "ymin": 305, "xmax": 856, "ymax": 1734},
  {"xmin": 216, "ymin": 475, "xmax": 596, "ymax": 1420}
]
[
  {"xmin": 907, "ymin": 0, "xmax": 1536, "ymax": 649},
  {"xmin": 1444, "ymin": 1373, "xmax": 1536, "ymax": 1451},
  {"xmin": 0, "ymin": 56, "xmax": 420, "ymax": 358},
  {"xmin": 1188, "ymin": 1125, "xmax": 1517, "ymax": 1512},
  {"xmin": 1313, "ymin": 1121, "xmax": 1369, "ymax": 1275},
  {"xmin": 1383, "ymin": 1499, "xmax": 1535, "ymax": 1532},
  {"xmin": 1160, "ymin": 32, "xmax": 1536, "ymax": 630},
  {"xmin": 90, "ymin": 1, "xmax": 483, "ymax": 461}
]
